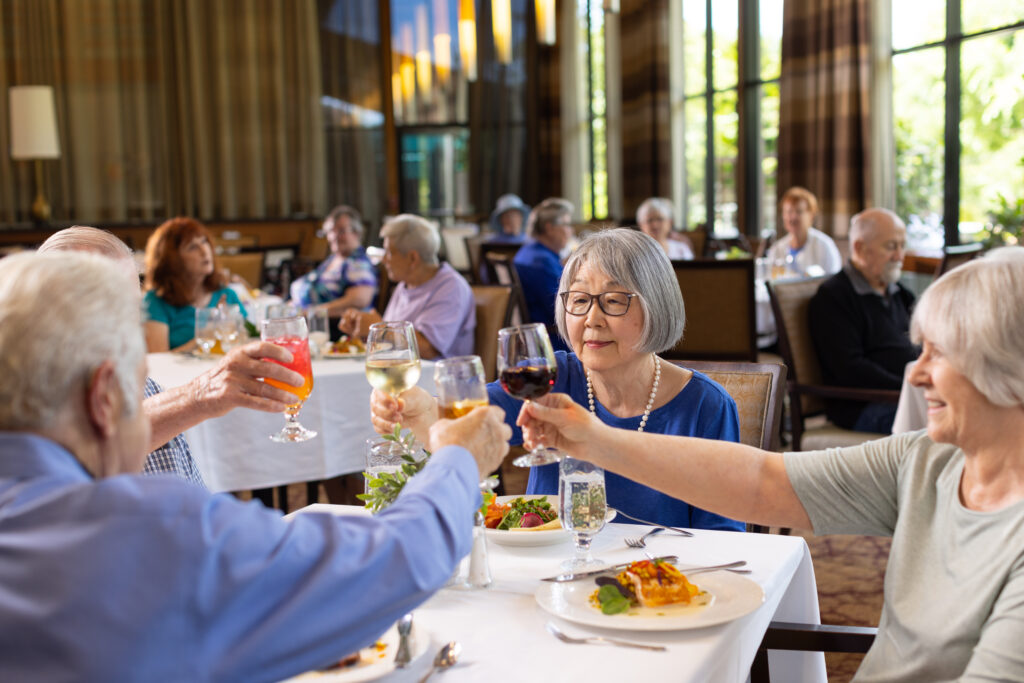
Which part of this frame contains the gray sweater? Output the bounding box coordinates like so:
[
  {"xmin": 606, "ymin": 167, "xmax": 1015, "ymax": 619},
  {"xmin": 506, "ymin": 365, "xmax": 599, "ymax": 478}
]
[{"xmin": 785, "ymin": 432, "xmax": 1024, "ymax": 682}]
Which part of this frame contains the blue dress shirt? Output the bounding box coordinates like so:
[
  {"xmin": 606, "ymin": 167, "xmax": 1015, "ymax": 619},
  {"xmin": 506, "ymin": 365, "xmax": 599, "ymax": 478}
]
[
  {"xmin": 487, "ymin": 351, "xmax": 745, "ymax": 531},
  {"xmin": 513, "ymin": 240, "xmax": 563, "ymax": 329},
  {"xmin": 0, "ymin": 433, "xmax": 479, "ymax": 682}
]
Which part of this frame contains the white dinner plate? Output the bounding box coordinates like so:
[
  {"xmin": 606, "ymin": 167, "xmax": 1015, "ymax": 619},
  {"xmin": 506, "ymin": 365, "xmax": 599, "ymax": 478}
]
[
  {"xmin": 322, "ymin": 350, "xmax": 365, "ymax": 359},
  {"xmin": 534, "ymin": 570, "xmax": 765, "ymax": 631},
  {"xmin": 484, "ymin": 495, "xmax": 616, "ymax": 547},
  {"xmin": 281, "ymin": 622, "xmax": 430, "ymax": 682}
]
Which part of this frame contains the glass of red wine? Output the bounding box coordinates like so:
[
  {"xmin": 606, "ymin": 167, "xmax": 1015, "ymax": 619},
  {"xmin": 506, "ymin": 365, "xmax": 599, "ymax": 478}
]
[{"xmin": 497, "ymin": 323, "xmax": 561, "ymax": 467}]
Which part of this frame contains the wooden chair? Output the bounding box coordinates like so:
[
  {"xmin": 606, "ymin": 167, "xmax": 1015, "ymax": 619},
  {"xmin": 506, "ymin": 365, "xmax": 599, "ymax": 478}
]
[
  {"xmin": 483, "ymin": 251, "xmax": 530, "ymax": 326},
  {"xmin": 666, "ymin": 259, "xmax": 757, "ymax": 362},
  {"xmin": 218, "ymin": 252, "xmax": 265, "ymax": 289},
  {"xmin": 750, "ymin": 622, "xmax": 877, "ymax": 683},
  {"xmin": 767, "ymin": 278, "xmax": 899, "ymax": 451},
  {"xmin": 673, "ymin": 360, "xmax": 786, "ymax": 452},
  {"xmin": 465, "ymin": 237, "xmax": 522, "ymax": 284},
  {"xmin": 935, "ymin": 241, "xmax": 984, "ymax": 277},
  {"xmin": 375, "ymin": 263, "xmax": 393, "ymax": 313},
  {"xmin": 470, "ymin": 284, "xmax": 513, "ymax": 381}
]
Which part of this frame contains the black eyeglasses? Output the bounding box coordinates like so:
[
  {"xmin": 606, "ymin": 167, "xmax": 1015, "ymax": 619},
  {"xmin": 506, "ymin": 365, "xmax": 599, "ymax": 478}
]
[{"xmin": 559, "ymin": 291, "xmax": 637, "ymax": 317}]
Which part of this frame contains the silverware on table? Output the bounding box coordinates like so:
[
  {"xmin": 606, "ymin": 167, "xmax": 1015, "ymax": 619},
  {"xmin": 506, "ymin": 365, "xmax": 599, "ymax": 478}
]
[
  {"xmin": 624, "ymin": 527, "xmax": 665, "ymax": 548},
  {"xmin": 546, "ymin": 622, "xmax": 666, "ymax": 652},
  {"xmin": 677, "ymin": 560, "xmax": 749, "ymax": 575},
  {"xmin": 609, "ymin": 507, "xmax": 694, "ymax": 537},
  {"xmin": 540, "ymin": 555, "xmax": 679, "ymax": 583},
  {"xmin": 394, "ymin": 613, "xmax": 414, "ymax": 668},
  {"xmin": 418, "ymin": 641, "xmax": 461, "ymax": 682}
]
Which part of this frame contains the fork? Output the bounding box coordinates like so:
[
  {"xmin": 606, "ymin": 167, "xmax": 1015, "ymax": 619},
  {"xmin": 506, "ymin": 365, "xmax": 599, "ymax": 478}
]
[
  {"xmin": 609, "ymin": 507, "xmax": 694, "ymax": 537},
  {"xmin": 546, "ymin": 622, "xmax": 666, "ymax": 652},
  {"xmin": 624, "ymin": 527, "xmax": 665, "ymax": 548}
]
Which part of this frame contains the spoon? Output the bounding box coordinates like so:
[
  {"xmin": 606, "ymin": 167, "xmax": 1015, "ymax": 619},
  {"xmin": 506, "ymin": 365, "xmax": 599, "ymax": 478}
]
[
  {"xmin": 393, "ymin": 613, "xmax": 413, "ymax": 668},
  {"xmin": 418, "ymin": 641, "xmax": 461, "ymax": 682}
]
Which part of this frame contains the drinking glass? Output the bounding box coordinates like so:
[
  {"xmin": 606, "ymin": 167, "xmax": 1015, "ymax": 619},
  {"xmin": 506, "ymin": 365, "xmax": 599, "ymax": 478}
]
[
  {"xmin": 194, "ymin": 308, "xmax": 218, "ymax": 356},
  {"xmin": 365, "ymin": 321, "xmax": 421, "ymax": 396},
  {"xmin": 434, "ymin": 355, "xmax": 500, "ymax": 493},
  {"xmin": 213, "ymin": 305, "xmax": 245, "ymax": 353},
  {"xmin": 558, "ymin": 456, "xmax": 608, "ymax": 569},
  {"xmin": 497, "ymin": 323, "xmax": 560, "ymax": 467},
  {"xmin": 364, "ymin": 437, "xmax": 407, "ymax": 495},
  {"xmin": 306, "ymin": 308, "xmax": 330, "ymax": 359},
  {"xmin": 261, "ymin": 316, "xmax": 317, "ymax": 442},
  {"xmin": 266, "ymin": 302, "xmax": 299, "ymax": 320}
]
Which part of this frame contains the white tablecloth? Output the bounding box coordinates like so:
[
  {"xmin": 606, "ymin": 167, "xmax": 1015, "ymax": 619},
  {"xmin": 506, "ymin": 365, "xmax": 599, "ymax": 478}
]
[
  {"xmin": 147, "ymin": 353, "xmax": 436, "ymax": 492},
  {"xmin": 295, "ymin": 505, "xmax": 827, "ymax": 683}
]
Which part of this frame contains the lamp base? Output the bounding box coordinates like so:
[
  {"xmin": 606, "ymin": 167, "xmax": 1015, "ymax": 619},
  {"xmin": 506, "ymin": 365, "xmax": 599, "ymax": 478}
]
[{"xmin": 30, "ymin": 159, "xmax": 51, "ymax": 223}]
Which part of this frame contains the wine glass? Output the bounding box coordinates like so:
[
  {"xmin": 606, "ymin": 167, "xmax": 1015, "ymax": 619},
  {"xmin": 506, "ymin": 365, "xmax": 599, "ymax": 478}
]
[
  {"xmin": 559, "ymin": 456, "xmax": 608, "ymax": 569},
  {"xmin": 496, "ymin": 323, "xmax": 560, "ymax": 467},
  {"xmin": 365, "ymin": 321, "xmax": 421, "ymax": 396},
  {"xmin": 434, "ymin": 355, "xmax": 500, "ymax": 493},
  {"xmin": 194, "ymin": 308, "xmax": 218, "ymax": 356},
  {"xmin": 306, "ymin": 308, "xmax": 330, "ymax": 359},
  {"xmin": 261, "ymin": 316, "xmax": 317, "ymax": 442},
  {"xmin": 213, "ymin": 305, "xmax": 244, "ymax": 353}
]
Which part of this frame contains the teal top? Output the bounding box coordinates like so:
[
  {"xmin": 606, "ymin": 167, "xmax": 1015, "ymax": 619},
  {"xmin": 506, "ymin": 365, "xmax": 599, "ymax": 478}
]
[{"xmin": 144, "ymin": 287, "xmax": 247, "ymax": 349}]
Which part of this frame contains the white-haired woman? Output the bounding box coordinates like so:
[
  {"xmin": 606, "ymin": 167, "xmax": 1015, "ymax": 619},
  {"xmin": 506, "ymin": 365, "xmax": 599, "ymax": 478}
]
[
  {"xmin": 289, "ymin": 205, "xmax": 377, "ymax": 315},
  {"xmin": 519, "ymin": 247, "xmax": 1024, "ymax": 680},
  {"xmin": 373, "ymin": 228, "xmax": 744, "ymax": 530},
  {"xmin": 339, "ymin": 214, "xmax": 475, "ymax": 360},
  {"xmin": 637, "ymin": 197, "xmax": 693, "ymax": 260}
]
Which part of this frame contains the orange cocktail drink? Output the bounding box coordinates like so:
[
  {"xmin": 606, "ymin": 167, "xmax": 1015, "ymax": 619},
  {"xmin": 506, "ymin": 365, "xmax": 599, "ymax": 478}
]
[{"xmin": 264, "ymin": 336, "xmax": 313, "ymax": 410}]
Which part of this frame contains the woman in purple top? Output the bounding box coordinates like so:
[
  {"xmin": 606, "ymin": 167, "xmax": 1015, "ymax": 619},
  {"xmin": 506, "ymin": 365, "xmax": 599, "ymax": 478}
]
[
  {"xmin": 339, "ymin": 214, "xmax": 475, "ymax": 359},
  {"xmin": 370, "ymin": 229, "xmax": 744, "ymax": 530}
]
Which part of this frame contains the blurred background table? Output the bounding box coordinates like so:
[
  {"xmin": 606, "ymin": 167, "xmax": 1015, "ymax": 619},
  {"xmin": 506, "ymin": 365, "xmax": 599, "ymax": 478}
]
[{"xmin": 147, "ymin": 352, "xmax": 436, "ymax": 493}]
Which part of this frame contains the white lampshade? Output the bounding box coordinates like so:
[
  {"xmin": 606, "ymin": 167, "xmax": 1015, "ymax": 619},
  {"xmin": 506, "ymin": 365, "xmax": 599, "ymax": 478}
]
[{"xmin": 9, "ymin": 85, "xmax": 61, "ymax": 160}]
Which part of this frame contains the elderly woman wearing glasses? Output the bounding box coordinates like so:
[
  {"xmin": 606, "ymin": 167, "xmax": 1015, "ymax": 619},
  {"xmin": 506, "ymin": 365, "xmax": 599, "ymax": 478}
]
[{"xmin": 372, "ymin": 229, "xmax": 744, "ymax": 530}]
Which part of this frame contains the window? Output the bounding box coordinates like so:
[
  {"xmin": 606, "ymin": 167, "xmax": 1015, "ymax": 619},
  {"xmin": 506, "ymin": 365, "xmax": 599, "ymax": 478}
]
[
  {"xmin": 892, "ymin": 1, "xmax": 1024, "ymax": 245},
  {"xmin": 672, "ymin": 0, "xmax": 782, "ymax": 237},
  {"xmin": 579, "ymin": 0, "xmax": 609, "ymax": 220}
]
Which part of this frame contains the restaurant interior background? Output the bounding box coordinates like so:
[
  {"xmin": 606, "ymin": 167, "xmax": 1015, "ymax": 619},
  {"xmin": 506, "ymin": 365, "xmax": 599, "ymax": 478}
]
[{"xmin": 2, "ymin": 0, "xmax": 1022, "ymax": 257}]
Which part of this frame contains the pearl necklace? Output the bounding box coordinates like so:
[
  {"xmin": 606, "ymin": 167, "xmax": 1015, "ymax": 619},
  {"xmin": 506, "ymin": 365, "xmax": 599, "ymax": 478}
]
[{"xmin": 586, "ymin": 355, "xmax": 661, "ymax": 432}]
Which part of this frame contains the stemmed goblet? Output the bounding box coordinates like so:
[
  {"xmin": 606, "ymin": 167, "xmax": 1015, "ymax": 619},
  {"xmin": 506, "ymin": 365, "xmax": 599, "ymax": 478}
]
[
  {"xmin": 365, "ymin": 321, "xmax": 421, "ymax": 396},
  {"xmin": 496, "ymin": 323, "xmax": 560, "ymax": 467},
  {"xmin": 559, "ymin": 456, "xmax": 608, "ymax": 569},
  {"xmin": 261, "ymin": 316, "xmax": 317, "ymax": 442},
  {"xmin": 194, "ymin": 308, "xmax": 218, "ymax": 357}
]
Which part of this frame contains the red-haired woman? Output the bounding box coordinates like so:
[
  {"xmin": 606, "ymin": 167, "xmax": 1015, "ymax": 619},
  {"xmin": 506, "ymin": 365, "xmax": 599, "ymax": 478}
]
[{"xmin": 143, "ymin": 217, "xmax": 247, "ymax": 352}]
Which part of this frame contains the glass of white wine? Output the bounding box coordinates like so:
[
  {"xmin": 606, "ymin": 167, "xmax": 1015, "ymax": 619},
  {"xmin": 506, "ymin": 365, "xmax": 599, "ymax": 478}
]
[
  {"xmin": 434, "ymin": 355, "xmax": 489, "ymax": 419},
  {"xmin": 365, "ymin": 321, "xmax": 421, "ymax": 396},
  {"xmin": 558, "ymin": 456, "xmax": 608, "ymax": 569},
  {"xmin": 194, "ymin": 308, "xmax": 218, "ymax": 357},
  {"xmin": 213, "ymin": 305, "xmax": 244, "ymax": 353}
]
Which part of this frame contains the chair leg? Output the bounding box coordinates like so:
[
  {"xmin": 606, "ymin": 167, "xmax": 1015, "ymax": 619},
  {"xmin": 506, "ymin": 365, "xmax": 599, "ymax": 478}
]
[
  {"xmin": 750, "ymin": 645, "xmax": 771, "ymax": 683},
  {"xmin": 252, "ymin": 487, "xmax": 274, "ymax": 508},
  {"xmin": 276, "ymin": 485, "xmax": 289, "ymax": 513},
  {"xmin": 306, "ymin": 480, "xmax": 321, "ymax": 506}
]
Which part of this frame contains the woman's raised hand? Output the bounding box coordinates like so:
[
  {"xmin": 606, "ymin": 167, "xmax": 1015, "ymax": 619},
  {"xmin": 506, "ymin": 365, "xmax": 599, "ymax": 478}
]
[
  {"xmin": 516, "ymin": 393, "xmax": 605, "ymax": 456},
  {"xmin": 370, "ymin": 385, "xmax": 437, "ymax": 442}
]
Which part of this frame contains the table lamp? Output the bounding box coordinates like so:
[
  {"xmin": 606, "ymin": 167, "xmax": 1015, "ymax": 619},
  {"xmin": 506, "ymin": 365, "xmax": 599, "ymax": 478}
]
[{"xmin": 8, "ymin": 85, "xmax": 61, "ymax": 223}]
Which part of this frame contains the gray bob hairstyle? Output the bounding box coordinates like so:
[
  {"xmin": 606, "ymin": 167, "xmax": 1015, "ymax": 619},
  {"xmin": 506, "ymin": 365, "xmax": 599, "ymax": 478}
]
[
  {"xmin": 911, "ymin": 246, "xmax": 1024, "ymax": 407},
  {"xmin": 555, "ymin": 228, "xmax": 685, "ymax": 353}
]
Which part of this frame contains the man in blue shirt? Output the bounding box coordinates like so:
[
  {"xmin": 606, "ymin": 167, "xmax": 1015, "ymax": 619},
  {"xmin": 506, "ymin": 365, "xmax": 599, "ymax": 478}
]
[
  {"xmin": 0, "ymin": 251, "xmax": 511, "ymax": 681},
  {"xmin": 513, "ymin": 197, "xmax": 574, "ymax": 332}
]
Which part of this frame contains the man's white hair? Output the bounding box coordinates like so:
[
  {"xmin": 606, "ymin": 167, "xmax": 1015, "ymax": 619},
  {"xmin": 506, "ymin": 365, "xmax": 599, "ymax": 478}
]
[{"xmin": 0, "ymin": 252, "xmax": 145, "ymax": 430}]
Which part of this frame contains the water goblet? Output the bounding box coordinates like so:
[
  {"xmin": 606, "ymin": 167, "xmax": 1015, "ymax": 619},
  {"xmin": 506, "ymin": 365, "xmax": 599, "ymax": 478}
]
[
  {"xmin": 306, "ymin": 308, "xmax": 330, "ymax": 359},
  {"xmin": 365, "ymin": 321, "xmax": 421, "ymax": 396},
  {"xmin": 496, "ymin": 323, "xmax": 560, "ymax": 467},
  {"xmin": 558, "ymin": 456, "xmax": 608, "ymax": 570},
  {"xmin": 213, "ymin": 305, "xmax": 245, "ymax": 353},
  {"xmin": 261, "ymin": 315, "xmax": 317, "ymax": 442}
]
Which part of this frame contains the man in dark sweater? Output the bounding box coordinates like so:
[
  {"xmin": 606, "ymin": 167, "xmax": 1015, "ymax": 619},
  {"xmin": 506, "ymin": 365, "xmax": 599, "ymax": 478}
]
[{"xmin": 808, "ymin": 208, "xmax": 919, "ymax": 433}]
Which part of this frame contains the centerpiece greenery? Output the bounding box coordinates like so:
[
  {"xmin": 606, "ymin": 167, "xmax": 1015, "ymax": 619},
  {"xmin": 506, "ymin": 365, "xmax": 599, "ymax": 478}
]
[{"xmin": 357, "ymin": 425, "xmax": 429, "ymax": 514}]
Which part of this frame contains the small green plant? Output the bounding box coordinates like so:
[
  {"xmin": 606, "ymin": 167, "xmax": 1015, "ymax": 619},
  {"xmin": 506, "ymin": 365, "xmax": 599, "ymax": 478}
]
[
  {"xmin": 356, "ymin": 425, "xmax": 429, "ymax": 514},
  {"xmin": 983, "ymin": 192, "xmax": 1024, "ymax": 248}
]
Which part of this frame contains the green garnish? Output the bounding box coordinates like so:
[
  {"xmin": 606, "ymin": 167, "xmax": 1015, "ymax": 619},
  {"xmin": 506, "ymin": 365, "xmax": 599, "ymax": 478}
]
[
  {"xmin": 596, "ymin": 584, "xmax": 632, "ymax": 615},
  {"xmin": 356, "ymin": 425, "xmax": 429, "ymax": 513}
]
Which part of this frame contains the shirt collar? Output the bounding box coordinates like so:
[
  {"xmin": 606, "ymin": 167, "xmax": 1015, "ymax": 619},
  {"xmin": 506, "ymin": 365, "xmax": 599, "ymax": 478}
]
[
  {"xmin": 844, "ymin": 261, "xmax": 899, "ymax": 297},
  {"xmin": 0, "ymin": 433, "xmax": 93, "ymax": 482}
]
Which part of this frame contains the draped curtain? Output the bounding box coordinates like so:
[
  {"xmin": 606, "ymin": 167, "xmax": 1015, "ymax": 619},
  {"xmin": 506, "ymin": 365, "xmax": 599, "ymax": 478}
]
[
  {"xmin": 777, "ymin": 0, "xmax": 872, "ymax": 238},
  {"xmin": 1, "ymin": 0, "xmax": 326, "ymax": 224}
]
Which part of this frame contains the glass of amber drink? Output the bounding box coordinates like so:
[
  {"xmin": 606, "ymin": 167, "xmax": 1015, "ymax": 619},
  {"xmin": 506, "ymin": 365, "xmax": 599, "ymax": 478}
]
[
  {"xmin": 434, "ymin": 355, "xmax": 489, "ymax": 419},
  {"xmin": 261, "ymin": 316, "xmax": 317, "ymax": 442},
  {"xmin": 365, "ymin": 321, "xmax": 421, "ymax": 396}
]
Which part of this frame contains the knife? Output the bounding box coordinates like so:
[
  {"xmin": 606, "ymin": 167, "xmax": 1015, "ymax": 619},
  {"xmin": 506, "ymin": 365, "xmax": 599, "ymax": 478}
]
[{"xmin": 540, "ymin": 555, "xmax": 679, "ymax": 583}]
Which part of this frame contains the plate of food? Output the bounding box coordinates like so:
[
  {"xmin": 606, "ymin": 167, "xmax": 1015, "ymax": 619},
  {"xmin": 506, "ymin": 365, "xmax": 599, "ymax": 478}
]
[
  {"xmin": 323, "ymin": 335, "xmax": 366, "ymax": 359},
  {"xmin": 534, "ymin": 558, "xmax": 764, "ymax": 631},
  {"xmin": 483, "ymin": 495, "xmax": 616, "ymax": 547},
  {"xmin": 281, "ymin": 621, "xmax": 430, "ymax": 682}
]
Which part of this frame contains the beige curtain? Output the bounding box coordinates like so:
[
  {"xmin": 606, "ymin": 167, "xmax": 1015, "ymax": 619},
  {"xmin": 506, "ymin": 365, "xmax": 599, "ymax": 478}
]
[
  {"xmin": 777, "ymin": 0, "xmax": 872, "ymax": 238},
  {"xmin": 1, "ymin": 0, "xmax": 325, "ymax": 224}
]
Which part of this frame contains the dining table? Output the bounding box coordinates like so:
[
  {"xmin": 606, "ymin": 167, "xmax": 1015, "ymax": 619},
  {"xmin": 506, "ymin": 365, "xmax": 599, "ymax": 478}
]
[
  {"xmin": 289, "ymin": 504, "xmax": 827, "ymax": 683},
  {"xmin": 146, "ymin": 352, "xmax": 436, "ymax": 493}
]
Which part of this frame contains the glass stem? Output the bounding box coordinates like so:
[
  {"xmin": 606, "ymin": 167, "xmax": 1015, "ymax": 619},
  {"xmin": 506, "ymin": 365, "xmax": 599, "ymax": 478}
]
[{"xmin": 575, "ymin": 534, "xmax": 593, "ymax": 560}]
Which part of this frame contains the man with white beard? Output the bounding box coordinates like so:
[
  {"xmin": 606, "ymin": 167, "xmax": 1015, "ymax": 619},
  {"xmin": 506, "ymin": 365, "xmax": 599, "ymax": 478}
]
[{"xmin": 808, "ymin": 208, "xmax": 918, "ymax": 433}]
